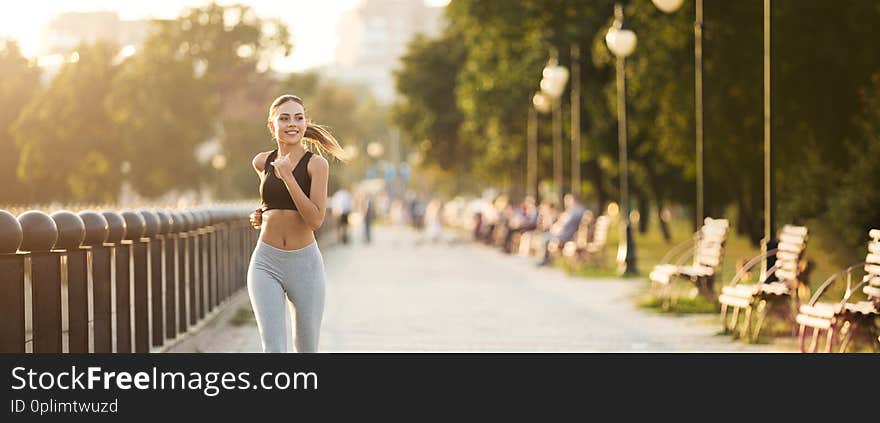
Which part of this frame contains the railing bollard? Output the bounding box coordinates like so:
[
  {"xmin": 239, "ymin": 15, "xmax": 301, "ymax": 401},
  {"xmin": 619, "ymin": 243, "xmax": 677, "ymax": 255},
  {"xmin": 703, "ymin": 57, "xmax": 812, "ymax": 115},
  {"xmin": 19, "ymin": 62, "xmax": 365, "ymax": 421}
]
[
  {"xmin": 205, "ymin": 208, "xmax": 217, "ymax": 311},
  {"xmin": 51, "ymin": 211, "xmax": 87, "ymax": 353},
  {"xmin": 78, "ymin": 211, "xmax": 109, "ymax": 354},
  {"xmin": 100, "ymin": 211, "xmax": 127, "ymax": 353},
  {"xmin": 119, "ymin": 211, "xmax": 144, "ymax": 353},
  {"xmin": 0, "ymin": 210, "xmax": 25, "ymax": 353},
  {"xmin": 91, "ymin": 211, "xmax": 121, "ymax": 353},
  {"xmin": 134, "ymin": 210, "xmax": 159, "ymax": 353},
  {"xmin": 18, "ymin": 211, "xmax": 60, "ymax": 353},
  {"xmin": 219, "ymin": 208, "xmax": 231, "ymax": 303},
  {"xmin": 194, "ymin": 210, "xmax": 208, "ymax": 321},
  {"xmin": 184, "ymin": 210, "xmax": 199, "ymax": 326},
  {"xmin": 138, "ymin": 209, "xmax": 162, "ymax": 351},
  {"xmin": 232, "ymin": 209, "xmax": 241, "ymax": 292},
  {"xmin": 172, "ymin": 211, "xmax": 190, "ymax": 336},
  {"xmin": 154, "ymin": 210, "xmax": 174, "ymax": 344}
]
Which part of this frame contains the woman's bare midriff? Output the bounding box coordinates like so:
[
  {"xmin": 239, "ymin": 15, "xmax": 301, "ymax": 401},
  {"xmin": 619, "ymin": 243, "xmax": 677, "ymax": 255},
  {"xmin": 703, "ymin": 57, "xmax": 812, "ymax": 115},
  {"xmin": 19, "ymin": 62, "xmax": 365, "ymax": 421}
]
[{"xmin": 259, "ymin": 209, "xmax": 316, "ymax": 250}]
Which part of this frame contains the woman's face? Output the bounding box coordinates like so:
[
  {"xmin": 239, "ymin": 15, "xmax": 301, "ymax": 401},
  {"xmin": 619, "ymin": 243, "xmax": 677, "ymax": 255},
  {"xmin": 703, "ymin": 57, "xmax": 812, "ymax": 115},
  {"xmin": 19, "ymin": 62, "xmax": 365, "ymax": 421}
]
[{"xmin": 269, "ymin": 100, "xmax": 307, "ymax": 145}]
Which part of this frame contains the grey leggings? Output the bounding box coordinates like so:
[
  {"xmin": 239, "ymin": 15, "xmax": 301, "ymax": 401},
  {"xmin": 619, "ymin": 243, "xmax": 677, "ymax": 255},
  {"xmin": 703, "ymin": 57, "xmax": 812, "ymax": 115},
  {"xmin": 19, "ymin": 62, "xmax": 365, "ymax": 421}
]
[{"xmin": 247, "ymin": 239, "xmax": 325, "ymax": 352}]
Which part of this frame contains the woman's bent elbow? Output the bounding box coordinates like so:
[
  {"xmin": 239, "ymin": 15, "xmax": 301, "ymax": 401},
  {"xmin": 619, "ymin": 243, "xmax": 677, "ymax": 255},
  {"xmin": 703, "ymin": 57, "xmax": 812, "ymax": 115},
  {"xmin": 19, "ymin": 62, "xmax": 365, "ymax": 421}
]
[{"xmin": 308, "ymin": 218, "xmax": 324, "ymax": 231}]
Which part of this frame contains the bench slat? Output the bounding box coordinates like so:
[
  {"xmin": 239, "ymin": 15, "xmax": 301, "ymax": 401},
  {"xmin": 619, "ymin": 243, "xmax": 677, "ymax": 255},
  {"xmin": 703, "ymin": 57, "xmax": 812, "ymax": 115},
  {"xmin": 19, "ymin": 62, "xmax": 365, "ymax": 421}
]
[
  {"xmin": 870, "ymin": 229, "xmax": 880, "ymax": 240},
  {"xmin": 796, "ymin": 314, "xmax": 832, "ymax": 330},
  {"xmin": 719, "ymin": 294, "xmax": 751, "ymax": 309},
  {"xmin": 776, "ymin": 250, "xmax": 800, "ymax": 263},
  {"xmin": 780, "ymin": 225, "xmax": 808, "ymax": 237},
  {"xmin": 869, "ymin": 242, "xmax": 880, "ymax": 254},
  {"xmin": 778, "ymin": 241, "xmax": 804, "ymax": 254},
  {"xmin": 863, "ymin": 285, "xmax": 880, "ymax": 300},
  {"xmin": 722, "ymin": 284, "xmax": 756, "ymax": 297},
  {"xmin": 866, "ymin": 253, "xmax": 880, "ymax": 265},
  {"xmin": 775, "ymin": 268, "xmax": 797, "ymax": 282},
  {"xmin": 865, "ymin": 263, "xmax": 880, "ymax": 276},
  {"xmin": 799, "ymin": 303, "xmax": 838, "ymax": 319},
  {"xmin": 779, "ymin": 232, "xmax": 807, "ymax": 245}
]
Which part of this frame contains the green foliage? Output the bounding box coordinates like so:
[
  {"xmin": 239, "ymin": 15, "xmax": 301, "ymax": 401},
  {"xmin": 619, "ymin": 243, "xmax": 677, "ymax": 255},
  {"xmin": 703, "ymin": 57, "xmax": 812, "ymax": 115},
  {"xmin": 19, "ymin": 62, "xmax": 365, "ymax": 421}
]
[
  {"xmin": 0, "ymin": 39, "xmax": 40, "ymax": 203},
  {"xmin": 105, "ymin": 24, "xmax": 214, "ymax": 197},
  {"xmin": 12, "ymin": 41, "xmax": 121, "ymax": 203},
  {"xmin": 393, "ymin": 31, "xmax": 469, "ymax": 175}
]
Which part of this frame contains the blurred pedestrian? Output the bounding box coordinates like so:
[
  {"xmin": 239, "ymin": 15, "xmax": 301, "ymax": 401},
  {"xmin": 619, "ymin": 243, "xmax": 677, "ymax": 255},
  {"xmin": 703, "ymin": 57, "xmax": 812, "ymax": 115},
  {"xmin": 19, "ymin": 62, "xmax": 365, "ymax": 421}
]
[
  {"xmin": 331, "ymin": 188, "xmax": 352, "ymax": 244},
  {"xmin": 363, "ymin": 193, "xmax": 375, "ymax": 244}
]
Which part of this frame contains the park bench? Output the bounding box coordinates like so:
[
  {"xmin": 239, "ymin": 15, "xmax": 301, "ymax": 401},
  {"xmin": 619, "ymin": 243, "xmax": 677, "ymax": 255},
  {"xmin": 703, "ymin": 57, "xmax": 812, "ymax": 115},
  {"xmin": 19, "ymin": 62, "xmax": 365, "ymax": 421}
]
[
  {"xmin": 562, "ymin": 214, "xmax": 610, "ymax": 267},
  {"xmin": 649, "ymin": 217, "xmax": 730, "ymax": 305},
  {"xmin": 547, "ymin": 210, "xmax": 593, "ymax": 262},
  {"xmin": 718, "ymin": 225, "xmax": 809, "ymax": 342},
  {"xmin": 795, "ymin": 228, "xmax": 880, "ymax": 353}
]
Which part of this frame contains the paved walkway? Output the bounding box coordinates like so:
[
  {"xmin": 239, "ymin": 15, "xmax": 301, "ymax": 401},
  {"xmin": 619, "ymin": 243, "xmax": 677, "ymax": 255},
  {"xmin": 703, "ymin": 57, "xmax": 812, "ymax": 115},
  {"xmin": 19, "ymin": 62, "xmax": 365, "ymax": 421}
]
[{"xmin": 166, "ymin": 225, "xmax": 796, "ymax": 352}]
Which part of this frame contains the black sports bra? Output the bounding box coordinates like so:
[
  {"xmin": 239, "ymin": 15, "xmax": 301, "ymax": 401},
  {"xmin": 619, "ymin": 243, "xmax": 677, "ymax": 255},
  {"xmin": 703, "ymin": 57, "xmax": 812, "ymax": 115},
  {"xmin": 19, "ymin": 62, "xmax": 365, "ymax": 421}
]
[{"xmin": 260, "ymin": 149, "xmax": 312, "ymax": 212}]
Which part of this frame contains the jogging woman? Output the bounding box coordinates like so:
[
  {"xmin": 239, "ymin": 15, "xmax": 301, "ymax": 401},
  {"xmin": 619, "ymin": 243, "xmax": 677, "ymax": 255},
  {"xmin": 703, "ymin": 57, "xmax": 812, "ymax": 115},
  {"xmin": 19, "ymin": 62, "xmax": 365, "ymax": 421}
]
[{"xmin": 247, "ymin": 94, "xmax": 346, "ymax": 352}]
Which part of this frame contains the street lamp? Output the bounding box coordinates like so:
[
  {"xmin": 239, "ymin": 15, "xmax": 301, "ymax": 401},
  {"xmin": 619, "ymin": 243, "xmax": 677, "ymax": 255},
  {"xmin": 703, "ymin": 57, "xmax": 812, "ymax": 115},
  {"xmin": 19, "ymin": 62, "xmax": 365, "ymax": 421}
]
[
  {"xmin": 529, "ymin": 92, "xmax": 550, "ymax": 201},
  {"xmin": 651, "ymin": 0, "xmax": 684, "ymax": 13},
  {"xmin": 540, "ymin": 54, "xmax": 569, "ymax": 205},
  {"xmin": 762, "ymin": 0, "xmax": 777, "ymax": 281},
  {"xmin": 606, "ymin": 2, "xmax": 638, "ymax": 276},
  {"xmin": 651, "ymin": 0, "xmax": 703, "ymax": 229}
]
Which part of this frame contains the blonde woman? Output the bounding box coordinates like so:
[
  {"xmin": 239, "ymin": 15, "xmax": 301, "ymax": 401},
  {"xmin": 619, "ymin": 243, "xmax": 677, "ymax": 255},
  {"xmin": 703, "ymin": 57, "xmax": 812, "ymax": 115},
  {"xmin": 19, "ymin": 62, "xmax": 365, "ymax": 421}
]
[{"xmin": 247, "ymin": 94, "xmax": 345, "ymax": 352}]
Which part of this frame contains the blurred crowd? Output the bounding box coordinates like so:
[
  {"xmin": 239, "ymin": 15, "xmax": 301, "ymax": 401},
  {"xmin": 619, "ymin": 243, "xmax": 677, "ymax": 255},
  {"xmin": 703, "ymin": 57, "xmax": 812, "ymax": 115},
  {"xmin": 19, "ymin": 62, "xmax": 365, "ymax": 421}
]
[{"xmin": 327, "ymin": 184, "xmax": 611, "ymax": 269}]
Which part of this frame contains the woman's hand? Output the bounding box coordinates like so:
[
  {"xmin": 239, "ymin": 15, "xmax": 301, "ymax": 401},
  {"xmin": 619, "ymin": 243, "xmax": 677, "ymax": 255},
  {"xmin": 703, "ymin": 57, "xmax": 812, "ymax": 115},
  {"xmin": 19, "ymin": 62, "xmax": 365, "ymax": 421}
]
[
  {"xmin": 249, "ymin": 208, "xmax": 262, "ymax": 229},
  {"xmin": 271, "ymin": 153, "xmax": 294, "ymax": 181}
]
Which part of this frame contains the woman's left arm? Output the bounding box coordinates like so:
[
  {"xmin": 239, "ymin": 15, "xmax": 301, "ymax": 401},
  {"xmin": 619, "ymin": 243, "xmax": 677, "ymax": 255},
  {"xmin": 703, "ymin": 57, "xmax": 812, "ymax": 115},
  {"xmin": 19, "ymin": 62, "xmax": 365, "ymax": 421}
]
[{"xmin": 281, "ymin": 155, "xmax": 329, "ymax": 230}]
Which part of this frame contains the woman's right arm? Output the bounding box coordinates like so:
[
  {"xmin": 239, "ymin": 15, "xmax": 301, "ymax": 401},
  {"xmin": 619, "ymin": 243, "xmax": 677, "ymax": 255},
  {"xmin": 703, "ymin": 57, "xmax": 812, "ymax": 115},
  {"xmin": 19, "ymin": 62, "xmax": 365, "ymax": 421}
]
[
  {"xmin": 252, "ymin": 152, "xmax": 269, "ymax": 177},
  {"xmin": 250, "ymin": 152, "xmax": 269, "ymax": 229}
]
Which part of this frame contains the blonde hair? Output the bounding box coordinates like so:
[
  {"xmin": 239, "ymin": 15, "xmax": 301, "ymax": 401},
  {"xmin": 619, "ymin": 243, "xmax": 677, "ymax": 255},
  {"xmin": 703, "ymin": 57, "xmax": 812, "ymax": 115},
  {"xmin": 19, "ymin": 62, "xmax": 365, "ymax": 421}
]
[{"xmin": 268, "ymin": 94, "xmax": 348, "ymax": 162}]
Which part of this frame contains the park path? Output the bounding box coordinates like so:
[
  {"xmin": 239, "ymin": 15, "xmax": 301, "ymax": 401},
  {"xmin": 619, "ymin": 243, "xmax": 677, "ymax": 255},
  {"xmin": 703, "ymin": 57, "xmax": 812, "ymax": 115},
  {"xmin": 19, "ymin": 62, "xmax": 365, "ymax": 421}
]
[{"xmin": 166, "ymin": 225, "xmax": 795, "ymax": 352}]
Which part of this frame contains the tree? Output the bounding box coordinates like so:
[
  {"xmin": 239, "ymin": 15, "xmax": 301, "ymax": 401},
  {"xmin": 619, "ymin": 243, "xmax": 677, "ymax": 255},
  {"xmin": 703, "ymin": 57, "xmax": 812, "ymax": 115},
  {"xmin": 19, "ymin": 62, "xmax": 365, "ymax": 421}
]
[
  {"xmin": 148, "ymin": 2, "xmax": 293, "ymax": 199},
  {"xmin": 13, "ymin": 41, "xmax": 121, "ymax": 203},
  {"xmin": 105, "ymin": 23, "xmax": 214, "ymax": 198},
  {"xmin": 393, "ymin": 30, "xmax": 470, "ymax": 191},
  {"xmin": 0, "ymin": 39, "xmax": 40, "ymax": 203}
]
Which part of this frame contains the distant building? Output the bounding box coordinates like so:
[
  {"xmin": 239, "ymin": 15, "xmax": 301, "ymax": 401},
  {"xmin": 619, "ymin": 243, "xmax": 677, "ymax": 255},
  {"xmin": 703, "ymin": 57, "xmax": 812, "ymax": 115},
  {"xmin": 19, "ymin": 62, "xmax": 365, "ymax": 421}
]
[
  {"xmin": 40, "ymin": 11, "xmax": 150, "ymax": 55},
  {"xmin": 330, "ymin": 0, "xmax": 445, "ymax": 104},
  {"xmin": 36, "ymin": 11, "xmax": 152, "ymax": 82}
]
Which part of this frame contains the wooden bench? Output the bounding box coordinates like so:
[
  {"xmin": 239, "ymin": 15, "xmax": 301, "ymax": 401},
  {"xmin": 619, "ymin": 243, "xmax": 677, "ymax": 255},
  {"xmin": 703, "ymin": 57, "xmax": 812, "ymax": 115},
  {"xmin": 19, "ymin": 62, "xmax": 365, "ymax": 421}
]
[
  {"xmin": 561, "ymin": 214, "xmax": 610, "ymax": 267},
  {"xmin": 649, "ymin": 217, "xmax": 730, "ymax": 306},
  {"xmin": 718, "ymin": 225, "xmax": 809, "ymax": 342},
  {"xmin": 795, "ymin": 229, "xmax": 880, "ymax": 353},
  {"xmin": 547, "ymin": 211, "xmax": 593, "ymax": 262}
]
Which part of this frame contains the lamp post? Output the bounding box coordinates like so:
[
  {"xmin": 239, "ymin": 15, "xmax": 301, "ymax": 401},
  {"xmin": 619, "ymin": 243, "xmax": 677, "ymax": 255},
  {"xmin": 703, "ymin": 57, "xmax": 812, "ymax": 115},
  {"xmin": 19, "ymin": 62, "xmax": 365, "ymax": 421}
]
[
  {"xmin": 532, "ymin": 92, "xmax": 552, "ymax": 201},
  {"xmin": 570, "ymin": 44, "xmax": 581, "ymax": 198},
  {"xmin": 651, "ymin": 0, "xmax": 702, "ymax": 227},
  {"xmin": 762, "ymin": 0, "xmax": 777, "ymax": 281},
  {"xmin": 540, "ymin": 54, "xmax": 569, "ymax": 205},
  {"xmin": 606, "ymin": 2, "xmax": 638, "ymax": 276}
]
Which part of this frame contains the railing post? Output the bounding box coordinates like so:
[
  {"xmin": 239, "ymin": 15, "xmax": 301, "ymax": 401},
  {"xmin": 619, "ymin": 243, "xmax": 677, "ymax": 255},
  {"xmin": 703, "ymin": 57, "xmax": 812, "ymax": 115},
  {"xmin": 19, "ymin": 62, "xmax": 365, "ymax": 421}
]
[
  {"xmin": 195, "ymin": 210, "xmax": 208, "ymax": 321},
  {"xmin": 98, "ymin": 211, "xmax": 126, "ymax": 353},
  {"xmin": 141, "ymin": 210, "xmax": 164, "ymax": 350},
  {"xmin": 184, "ymin": 210, "xmax": 200, "ymax": 326},
  {"xmin": 51, "ymin": 211, "xmax": 87, "ymax": 353},
  {"xmin": 18, "ymin": 211, "xmax": 60, "ymax": 353},
  {"xmin": 79, "ymin": 211, "xmax": 109, "ymax": 354},
  {"xmin": 172, "ymin": 211, "xmax": 190, "ymax": 336},
  {"xmin": 121, "ymin": 211, "xmax": 146, "ymax": 353},
  {"xmin": 206, "ymin": 208, "xmax": 217, "ymax": 311},
  {"xmin": 0, "ymin": 210, "xmax": 25, "ymax": 353},
  {"xmin": 155, "ymin": 210, "xmax": 174, "ymax": 343}
]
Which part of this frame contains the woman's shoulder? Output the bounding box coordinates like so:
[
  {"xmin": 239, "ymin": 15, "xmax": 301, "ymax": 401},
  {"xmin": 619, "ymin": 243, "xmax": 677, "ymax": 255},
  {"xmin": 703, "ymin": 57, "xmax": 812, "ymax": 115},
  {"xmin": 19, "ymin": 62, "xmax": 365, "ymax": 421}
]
[
  {"xmin": 252, "ymin": 150, "xmax": 275, "ymax": 172},
  {"xmin": 306, "ymin": 153, "xmax": 329, "ymax": 173}
]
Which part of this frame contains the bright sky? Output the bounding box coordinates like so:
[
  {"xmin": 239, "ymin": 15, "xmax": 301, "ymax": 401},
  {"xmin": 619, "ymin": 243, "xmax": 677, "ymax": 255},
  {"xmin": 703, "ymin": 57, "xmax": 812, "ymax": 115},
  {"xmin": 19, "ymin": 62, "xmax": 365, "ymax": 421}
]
[{"xmin": 0, "ymin": 0, "xmax": 450, "ymax": 72}]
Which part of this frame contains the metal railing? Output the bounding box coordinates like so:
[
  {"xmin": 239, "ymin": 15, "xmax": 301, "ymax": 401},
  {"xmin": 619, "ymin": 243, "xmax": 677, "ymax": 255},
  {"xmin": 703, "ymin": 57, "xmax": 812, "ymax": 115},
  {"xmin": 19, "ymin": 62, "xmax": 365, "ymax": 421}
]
[{"xmin": 0, "ymin": 202, "xmax": 294, "ymax": 353}]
